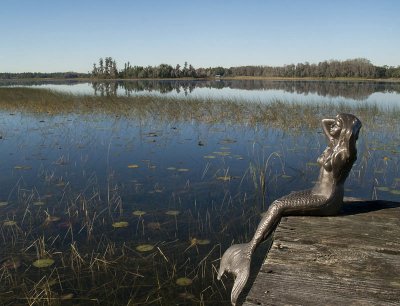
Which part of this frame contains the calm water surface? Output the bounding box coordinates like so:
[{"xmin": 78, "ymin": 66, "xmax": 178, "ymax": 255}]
[{"xmin": 0, "ymin": 80, "xmax": 399, "ymax": 305}]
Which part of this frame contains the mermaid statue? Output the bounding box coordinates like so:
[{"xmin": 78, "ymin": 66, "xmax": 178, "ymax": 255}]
[{"xmin": 218, "ymin": 113, "xmax": 362, "ymax": 305}]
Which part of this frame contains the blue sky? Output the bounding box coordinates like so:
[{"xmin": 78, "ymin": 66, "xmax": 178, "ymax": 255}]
[{"xmin": 1, "ymin": 0, "xmax": 399, "ymax": 73}]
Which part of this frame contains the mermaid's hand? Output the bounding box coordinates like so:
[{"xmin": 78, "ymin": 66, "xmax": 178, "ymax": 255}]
[{"xmin": 218, "ymin": 243, "xmax": 252, "ymax": 305}]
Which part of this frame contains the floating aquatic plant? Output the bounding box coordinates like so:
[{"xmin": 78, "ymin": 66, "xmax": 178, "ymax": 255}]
[
  {"xmin": 132, "ymin": 210, "xmax": 146, "ymax": 217},
  {"xmin": 45, "ymin": 216, "xmax": 61, "ymax": 223},
  {"xmin": 197, "ymin": 239, "xmax": 210, "ymax": 245},
  {"xmin": 190, "ymin": 238, "xmax": 210, "ymax": 246},
  {"xmin": 177, "ymin": 168, "xmax": 190, "ymax": 172},
  {"xmin": 165, "ymin": 210, "xmax": 180, "ymax": 216},
  {"xmin": 203, "ymin": 155, "xmax": 216, "ymax": 159},
  {"xmin": 136, "ymin": 244, "xmax": 154, "ymax": 252},
  {"xmin": 176, "ymin": 277, "xmax": 193, "ymax": 286},
  {"xmin": 14, "ymin": 165, "xmax": 32, "ymax": 170},
  {"xmin": 32, "ymin": 258, "xmax": 55, "ymax": 268},
  {"xmin": 178, "ymin": 292, "xmax": 195, "ymax": 300},
  {"xmin": 390, "ymin": 189, "xmax": 400, "ymax": 195},
  {"xmin": 376, "ymin": 186, "xmax": 390, "ymax": 192},
  {"xmin": 112, "ymin": 221, "xmax": 129, "ymax": 228},
  {"xmin": 128, "ymin": 164, "xmax": 140, "ymax": 168},
  {"xmin": 3, "ymin": 220, "xmax": 17, "ymax": 226}
]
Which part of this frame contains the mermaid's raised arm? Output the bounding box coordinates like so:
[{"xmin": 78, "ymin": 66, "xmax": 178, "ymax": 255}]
[{"xmin": 322, "ymin": 118, "xmax": 335, "ymax": 140}]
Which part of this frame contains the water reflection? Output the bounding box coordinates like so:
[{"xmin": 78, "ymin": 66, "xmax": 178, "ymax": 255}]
[
  {"xmin": 2, "ymin": 79, "xmax": 400, "ymax": 101},
  {"xmin": 90, "ymin": 80, "xmax": 400, "ymax": 101}
]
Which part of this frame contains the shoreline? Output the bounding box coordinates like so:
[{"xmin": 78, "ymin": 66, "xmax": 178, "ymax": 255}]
[{"xmin": 1, "ymin": 76, "xmax": 400, "ymax": 83}]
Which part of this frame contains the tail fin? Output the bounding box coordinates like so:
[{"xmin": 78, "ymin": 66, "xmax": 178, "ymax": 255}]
[{"xmin": 218, "ymin": 243, "xmax": 251, "ymax": 305}]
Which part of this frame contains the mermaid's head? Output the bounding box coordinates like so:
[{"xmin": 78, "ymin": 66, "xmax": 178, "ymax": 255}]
[{"xmin": 337, "ymin": 113, "xmax": 362, "ymax": 143}]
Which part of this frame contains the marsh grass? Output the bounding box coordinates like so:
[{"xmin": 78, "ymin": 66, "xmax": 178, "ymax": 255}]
[{"xmin": 1, "ymin": 87, "xmax": 399, "ymax": 130}]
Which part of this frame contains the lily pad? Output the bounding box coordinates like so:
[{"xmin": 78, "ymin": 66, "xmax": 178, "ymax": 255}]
[
  {"xmin": 197, "ymin": 239, "xmax": 211, "ymax": 245},
  {"xmin": 60, "ymin": 293, "xmax": 74, "ymax": 300},
  {"xmin": 390, "ymin": 189, "xmax": 400, "ymax": 195},
  {"xmin": 0, "ymin": 202, "xmax": 8, "ymax": 207},
  {"xmin": 166, "ymin": 167, "xmax": 176, "ymax": 170},
  {"xmin": 32, "ymin": 258, "xmax": 55, "ymax": 268},
  {"xmin": 136, "ymin": 244, "xmax": 154, "ymax": 252},
  {"xmin": 203, "ymin": 155, "xmax": 216, "ymax": 159},
  {"xmin": 132, "ymin": 210, "xmax": 146, "ymax": 217},
  {"xmin": 165, "ymin": 210, "xmax": 180, "ymax": 216},
  {"xmin": 179, "ymin": 292, "xmax": 195, "ymax": 300},
  {"xmin": 177, "ymin": 168, "xmax": 190, "ymax": 172},
  {"xmin": 176, "ymin": 277, "xmax": 193, "ymax": 286},
  {"xmin": 3, "ymin": 220, "xmax": 17, "ymax": 227},
  {"xmin": 128, "ymin": 164, "xmax": 139, "ymax": 169},
  {"xmin": 112, "ymin": 221, "xmax": 129, "ymax": 228},
  {"xmin": 376, "ymin": 186, "xmax": 390, "ymax": 192},
  {"xmin": 215, "ymin": 151, "xmax": 230, "ymax": 156},
  {"xmin": 46, "ymin": 216, "xmax": 61, "ymax": 222},
  {"xmin": 14, "ymin": 165, "xmax": 32, "ymax": 170},
  {"xmin": 217, "ymin": 176, "xmax": 231, "ymax": 181},
  {"xmin": 281, "ymin": 175, "xmax": 292, "ymax": 179},
  {"xmin": 33, "ymin": 201, "xmax": 45, "ymax": 206}
]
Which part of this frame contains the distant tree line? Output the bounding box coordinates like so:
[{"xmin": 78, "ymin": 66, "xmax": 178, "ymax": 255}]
[
  {"xmin": 90, "ymin": 57, "xmax": 400, "ymax": 79},
  {"xmin": 0, "ymin": 72, "xmax": 89, "ymax": 79},
  {"xmin": 224, "ymin": 58, "xmax": 400, "ymax": 79},
  {"xmin": 1, "ymin": 58, "xmax": 399, "ymax": 80}
]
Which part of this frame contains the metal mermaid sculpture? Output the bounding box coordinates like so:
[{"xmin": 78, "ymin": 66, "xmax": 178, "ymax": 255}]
[{"xmin": 218, "ymin": 113, "xmax": 362, "ymax": 305}]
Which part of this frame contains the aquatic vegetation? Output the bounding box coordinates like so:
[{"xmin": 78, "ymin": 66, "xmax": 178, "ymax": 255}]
[
  {"xmin": 14, "ymin": 165, "xmax": 32, "ymax": 170},
  {"xmin": 132, "ymin": 210, "xmax": 146, "ymax": 216},
  {"xmin": 112, "ymin": 221, "xmax": 129, "ymax": 228},
  {"xmin": 176, "ymin": 277, "xmax": 193, "ymax": 286},
  {"xmin": 177, "ymin": 168, "xmax": 190, "ymax": 172},
  {"xmin": 217, "ymin": 176, "xmax": 232, "ymax": 182},
  {"xmin": 135, "ymin": 244, "xmax": 155, "ymax": 252},
  {"xmin": 32, "ymin": 258, "xmax": 55, "ymax": 268},
  {"xmin": 3, "ymin": 220, "xmax": 17, "ymax": 227},
  {"xmin": 192, "ymin": 238, "xmax": 211, "ymax": 245},
  {"xmin": 165, "ymin": 210, "xmax": 180, "ymax": 216},
  {"xmin": 33, "ymin": 201, "xmax": 46, "ymax": 206},
  {"xmin": 376, "ymin": 186, "xmax": 390, "ymax": 192}
]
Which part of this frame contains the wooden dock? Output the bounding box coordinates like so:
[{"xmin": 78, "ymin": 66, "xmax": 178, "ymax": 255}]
[{"xmin": 242, "ymin": 199, "xmax": 400, "ymax": 306}]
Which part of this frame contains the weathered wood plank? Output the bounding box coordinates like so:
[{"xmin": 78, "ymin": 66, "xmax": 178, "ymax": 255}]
[{"xmin": 243, "ymin": 200, "xmax": 400, "ymax": 306}]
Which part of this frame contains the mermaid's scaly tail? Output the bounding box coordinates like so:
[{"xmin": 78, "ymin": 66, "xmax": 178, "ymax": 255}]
[{"xmin": 218, "ymin": 243, "xmax": 251, "ymax": 305}]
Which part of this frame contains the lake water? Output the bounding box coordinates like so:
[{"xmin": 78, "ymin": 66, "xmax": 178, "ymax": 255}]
[{"xmin": 0, "ymin": 80, "xmax": 399, "ymax": 304}]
